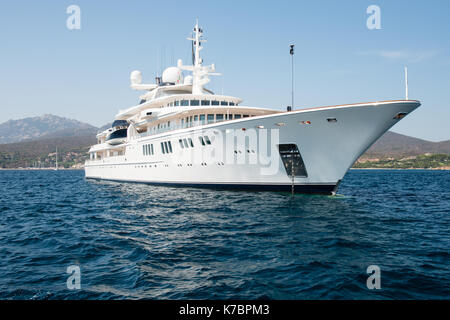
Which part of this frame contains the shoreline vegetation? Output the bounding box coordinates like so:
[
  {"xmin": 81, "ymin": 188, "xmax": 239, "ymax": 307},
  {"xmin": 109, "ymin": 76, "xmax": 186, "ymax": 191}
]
[
  {"xmin": 353, "ymin": 153, "xmax": 449, "ymax": 170},
  {"xmin": 1, "ymin": 153, "xmax": 448, "ymax": 171},
  {"xmin": 1, "ymin": 167, "xmax": 448, "ymax": 171}
]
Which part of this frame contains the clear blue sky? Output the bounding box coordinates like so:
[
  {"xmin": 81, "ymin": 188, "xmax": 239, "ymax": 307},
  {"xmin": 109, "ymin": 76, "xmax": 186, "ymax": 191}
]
[{"xmin": 0, "ymin": 0, "xmax": 449, "ymax": 141}]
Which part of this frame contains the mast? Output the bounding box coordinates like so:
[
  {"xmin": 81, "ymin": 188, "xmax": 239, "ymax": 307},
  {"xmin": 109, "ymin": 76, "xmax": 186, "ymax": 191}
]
[
  {"xmin": 178, "ymin": 19, "xmax": 220, "ymax": 95},
  {"xmin": 405, "ymin": 66, "xmax": 409, "ymax": 100}
]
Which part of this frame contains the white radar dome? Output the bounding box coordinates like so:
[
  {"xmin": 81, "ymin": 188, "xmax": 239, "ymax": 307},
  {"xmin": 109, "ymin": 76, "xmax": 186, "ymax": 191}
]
[
  {"xmin": 162, "ymin": 67, "xmax": 183, "ymax": 84},
  {"xmin": 130, "ymin": 70, "xmax": 142, "ymax": 85},
  {"xmin": 184, "ymin": 75, "xmax": 193, "ymax": 85}
]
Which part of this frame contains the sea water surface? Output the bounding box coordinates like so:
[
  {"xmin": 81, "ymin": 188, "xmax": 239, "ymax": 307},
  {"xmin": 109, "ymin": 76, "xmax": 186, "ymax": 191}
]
[{"xmin": 0, "ymin": 169, "xmax": 448, "ymax": 299}]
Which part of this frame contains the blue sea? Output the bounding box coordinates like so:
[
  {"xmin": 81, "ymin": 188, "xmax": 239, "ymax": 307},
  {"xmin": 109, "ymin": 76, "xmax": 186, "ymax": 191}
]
[{"xmin": 0, "ymin": 169, "xmax": 448, "ymax": 299}]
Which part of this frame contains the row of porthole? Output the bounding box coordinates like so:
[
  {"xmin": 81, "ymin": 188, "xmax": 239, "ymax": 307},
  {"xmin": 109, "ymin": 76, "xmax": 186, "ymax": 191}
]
[
  {"xmin": 234, "ymin": 150, "xmax": 256, "ymax": 154},
  {"xmin": 135, "ymin": 164, "xmax": 158, "ymax": 168},
  {"xmin": 177, "ymin": 163, "xmax": 194, "ymax": 167},
  {"xmin": 251, "ymin": 118, "xmax": 337, "ymax": 129}
]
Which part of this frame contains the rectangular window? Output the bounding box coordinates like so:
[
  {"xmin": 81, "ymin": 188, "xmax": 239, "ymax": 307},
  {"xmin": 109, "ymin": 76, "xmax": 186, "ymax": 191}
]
[
  {"xmin": 190, "ymin": 100, "xmax": 199, "ymax": 106},
  {"xmin": 168, "ymin": 141, "xmax": 173, "ymax": 153},
  {"xmin": 161, "ymin": 142, "xmax": 165, "ymax": 154},
  {"xmin": 151, "ymin": 144, "xmax": 154, "ymax": 155},
  {"xmin": 188, "ymin": 138, "xmax": 194, "ymax": 147},
  {"xmin": 174, "ymin": 101, "xmax": 179, "ymax": 106},
  {"xmin": 207, "ymin": 114, "xmax": 214, "ymax": 124},
  {"xmin": 200, "ymin": 114, "xmax": 205, "ymax": 125},
  {"xmin": 181, "ymin": 100, "xmax": 189, "ymax": 106},
  {"xmin": 204, "ymin": 136, "xmax": 211, "ymax": 145},
  {"xmin": 243, "ymin": 114, "xmax": 249, "ymax": 118},
  {"xmin": 169, "ymin": 102, "xmax": 173, "ymax": 107},
  {"xmin": 234, "ymin": 114, "xmax": 241, "ymax": 119},
  {"xmin": 211, "ymin": 101, "xmax": 219, "ymax": 106},
  {"xmin": 216, "ymin": 114, "xmax": 224, "ymax": 122},
  {"xmin": 143, "ymin": 145, "xmax": 146, "ymax": 155},
  {"xmin": 229, "ymin": 102, "xmax": 235, "ymax": 106},
  {"xmin": 201, "ymin": 100, "xmax": 210, "ymax": 106},
  {"xmin": 199, "ymin": 136, "xmax": 205, "ymax": 146},
  {"xmin": 183, "ymin": 139, "xmax": 189, "ymax": 148},
  {"xmin": 194, "ymin": 115, "xmax": 198, "ymax": 122},
  {"xmin": 221, "ymin": 101, "xmax": 228, "ymax": 106},
  {"xmin": 179, "ymin": 139, "xmax": 184, "ymax": 149}
]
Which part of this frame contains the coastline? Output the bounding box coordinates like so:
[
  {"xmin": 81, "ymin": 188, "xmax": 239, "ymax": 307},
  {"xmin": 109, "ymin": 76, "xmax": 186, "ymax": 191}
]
[
  {"xmin": 350, "ymin": 167, "xmax": 450, "ymax": 170},
  {"xmin": 1, "ymin": 167, "xmax": 448, "ymax": 171},
  {"xmin": 0, "ymin": 167, "xmax": 84, "ymax": 171}
]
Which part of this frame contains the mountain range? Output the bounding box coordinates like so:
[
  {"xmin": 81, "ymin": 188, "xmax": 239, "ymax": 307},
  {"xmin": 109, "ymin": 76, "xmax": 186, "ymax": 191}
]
[
  {"xmin": 0, "ymin": 114, "xmax": 98, "ymax": 144},
  {"xmin": 0, "ymin": 114, "xmax": 448, "ymax": 168},
  {"xmin": 361, "ymin": 131, "xmax": 450, "ymax": 159}
]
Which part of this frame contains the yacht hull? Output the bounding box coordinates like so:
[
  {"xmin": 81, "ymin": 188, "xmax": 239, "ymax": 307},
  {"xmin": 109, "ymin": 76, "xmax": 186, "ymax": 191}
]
[{"xmin": 85, "ymin": 100, "xmax": 420, "ymax": 195}]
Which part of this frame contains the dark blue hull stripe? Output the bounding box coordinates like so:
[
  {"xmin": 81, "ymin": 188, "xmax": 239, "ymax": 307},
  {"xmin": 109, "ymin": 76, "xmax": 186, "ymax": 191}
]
[{"xmin": 86, "ymin": 178, "xmax": 338, "ymax": 195}]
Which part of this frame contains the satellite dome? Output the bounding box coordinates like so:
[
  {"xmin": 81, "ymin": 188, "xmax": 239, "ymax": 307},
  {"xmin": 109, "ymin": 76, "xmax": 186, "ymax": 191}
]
[
  {"xmin": 162, "ymin": 67, "xmax": 183, "ymax": 84},
  {"xmin": 130, "ymin": 70, "xmax": 142, "ymax": 85},
  {"xmin": 184, "ymin": 75, "xmax": 193, "ymax": 85}
]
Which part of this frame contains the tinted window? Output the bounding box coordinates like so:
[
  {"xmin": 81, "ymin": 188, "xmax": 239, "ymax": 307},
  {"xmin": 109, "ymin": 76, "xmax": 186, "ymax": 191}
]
[
  {"xmin": 181, "ymin": 100, "xmax": 189, "ymax": 106},
  {"xmin": 199, "ymin": 137, "xmax": 205, "ymax": 146},
  {"xmin": 229, "ymin": 102, "xmax": 235, "ymax": 106},
  {"xmin": 207, "ymin": 114, "xmax": 214, "ymax": 124},
  {"xmin": 234, "ymin": 114, "xmax": 241, "ymax": 119},
  {"xmin": 216, "ymin": 114, "xmax": 224, "ymax": 121},
  {"xmin": 183, "ymin": 139, "xmax": 189, "ymax": 148},
  {"xmin": 204, "ymin": 136, "xmax": 211, "ymax": 145},
  {"xmin": 174, "ymin": 101, "xmax": 179, "ymax": 106},
  {"xmin": 179, "ymin": 139, "xmax": 184, "ymax": 149},
  {"xmin": 200, "ymin": 114, "xmax": 205, "ymax": 124},
  {"xmin": 243, "ymin": 114, "xmax": 249, "ymax": 118},
  {"xmin": 194, "ymin": 115, "xmax": 198, "ymax": 122},
  {"xmin": 168, "ymin": 141, "xmax": 173, "ymax": 153},
  {"xmin": 106, "ymin": 128, "xmax": 127, "ymax": 141},
  {"xmin": 211, "ymin": 101, "xmax": 219, "ymax": 106},
  {"xmin": 190, "ymin": 100, "xmax": 199, "ymax": 106},
  {"xmin": 188, "ymin": 138, "xmax": 194, "ymax": 147},
  {"xmin": 161, "ymin": 142, "xmax": 165, "ymax": 154},
  {"xmin": 201, "ymin": 100, "xmax": 210, "ymax": 106},
  {"xmin": 221, "ymin": 101, "xmax": 228, "ymax": 106}
]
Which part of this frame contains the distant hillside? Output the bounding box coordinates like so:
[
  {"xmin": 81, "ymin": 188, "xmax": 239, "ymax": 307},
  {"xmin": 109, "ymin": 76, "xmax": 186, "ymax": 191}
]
[
  {"xmin": 0, "ymin": 114, "xmax": 97, "ymax": 144},
  {"xmin": 0, "ymin": 135, "xmax": 96, "ymax": 168},
  {"xmin": 361, "ymin": 131, "xmax": 450, "ymax": 159}
]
